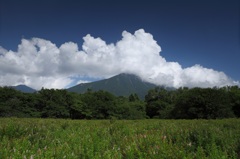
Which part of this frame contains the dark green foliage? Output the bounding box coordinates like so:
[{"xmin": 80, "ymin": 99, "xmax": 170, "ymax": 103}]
[
  {"xmin": 78, "ymin": 91, "xmax": 146, "ymax": 119},
  {"xmin": 68, "ymin": 93, "xmax": 87, "ymax": 119},
  {"xmin": 145, "ymin": 87, "xmax": 175, "ymax": 119},
  {"xmin": 145, "ymin": 86, "xmax": 240, "ymax": 119},
  {"xmin": 227, "ymin": 86, "xmax": 240, "ymax": 117},
  {"xmin": 172, "ymin": 87, "xmax": 235, "ymax": 119},
  {"xmin": 0, "ymin": 87, "xmax": 38, "ymax": 117},
  {"xmin": 36, "ymin": 88, "xmax": 71, "ymax": 118},
  {"xmin": 128, "ymin": 93, "xmax": 139, "ymax": 102},
  {"xmin": 0, "ymin": 85, "xmax": 240, "ymax": 119},
  {"xmin": 116, "ymin": 99, "xmax": 146, "ymax": 119},
  {"xmin": 80, "ymin": 90, "xmax": 116, "ymax": 119}
]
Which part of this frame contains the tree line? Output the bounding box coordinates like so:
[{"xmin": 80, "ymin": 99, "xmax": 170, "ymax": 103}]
[{"xmin": 0, "ymin": 86, "xmax": 239, "ymax": 119}]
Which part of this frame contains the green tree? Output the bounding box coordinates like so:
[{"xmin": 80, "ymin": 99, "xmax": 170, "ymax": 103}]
[
  {"xmin": 129, "ymin": 93, "xmax": 139, "ymax": 102},
  {"xmin": 0, "ymin": 87, "xmax": 25, "ymax": 117},
  {"xmin": 227, "ymin": 86, "xmax": 240, "ymax": 117},
  {"xmin": 81, "ymin": 90, "xmax": 116, "ymax": 119},
  {"xmin": 115, "ymin": 98, "xmax": 146, "ymax": 119},
  {"xmin": 36, "ymin": 88, "xmax": 71, "ymax": 118},
  {"xmin": 172, "ymin": 87, "xmax": 234, "ymax": 119},
  {"xmin": 145, "ymin": 87, "xmax": 175, "ymax": 118},
  {"xmin": 67, "ymin": 93, "xmax": 86, "ymax": 119}
]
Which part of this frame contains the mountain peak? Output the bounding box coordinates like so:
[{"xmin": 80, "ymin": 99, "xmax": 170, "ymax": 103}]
[
  {"xmin": 68, "ymin": 73, "xmax": 156, "ymax": 99},
  {"xmin": 12, "ymin": 85, "xmax": 36, "ymax": 93}
]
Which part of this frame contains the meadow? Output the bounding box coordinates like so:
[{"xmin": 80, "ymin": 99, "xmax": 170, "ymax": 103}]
[{"xmin": 0, "ymin": 118, "xmax": 240, "ymax": 159}]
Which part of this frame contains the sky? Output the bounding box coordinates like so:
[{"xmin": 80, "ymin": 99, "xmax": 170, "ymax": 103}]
[{"xmin": 0, "ymin": 0, "xmax": 239, "ymax": 89}]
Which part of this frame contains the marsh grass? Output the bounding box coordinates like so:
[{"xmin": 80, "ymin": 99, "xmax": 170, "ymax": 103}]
[{"xmin": 0, "ymin": 118, "xmax": 239, "ymax": 158}]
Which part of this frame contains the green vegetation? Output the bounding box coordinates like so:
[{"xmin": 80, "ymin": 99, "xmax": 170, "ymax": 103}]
[
  {"xmin": 0, "ymin": 85, "xmax": 240, "ymax": 119},
  {"xmin": 1, "ymin": 85, "xmax": 240, "ymax": 158},
  {"xmin": 0, "ymin": 118, "xmax": 239, "ymax": 158}
]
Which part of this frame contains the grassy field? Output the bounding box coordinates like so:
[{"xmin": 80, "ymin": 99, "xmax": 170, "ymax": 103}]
[{"xmin": 0, "ymin": 118, "xmax": 240, "ymax": 159}]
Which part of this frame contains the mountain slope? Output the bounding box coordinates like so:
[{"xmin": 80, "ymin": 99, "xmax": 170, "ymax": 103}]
[
  {"xmin": 67, "ymin": 73, "xmax": 157, "ymax": 99},
  {"xmin": 12, "ymin": 85, "xmax": 36, "ymax": 93}
]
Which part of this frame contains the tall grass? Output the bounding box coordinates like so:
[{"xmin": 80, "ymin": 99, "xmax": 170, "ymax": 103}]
[{"xmin": 0, "ymin": 118, "xmax": 239, "ymax": 158}]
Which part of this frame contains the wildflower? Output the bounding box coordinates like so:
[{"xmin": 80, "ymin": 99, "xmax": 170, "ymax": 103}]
[
  {"xmin": 187, "ymin": 142, "xmax": 192, "ymax": 147},
  {"xmin": 162, "ymin": 135, "xmax": 167, "ymax": 140},
  {"xmin": 37, "ymin": 148, "xmax": 41, "ymax": 154}
]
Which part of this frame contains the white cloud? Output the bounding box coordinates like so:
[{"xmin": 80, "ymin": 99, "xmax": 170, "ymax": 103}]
[
  {"xmin": 0, "ymin": 29, "xmax": 238, "ymax": 89},
  {"xmin": 0, "ymin": 46, "xmax": 8, "ymax": 56},
  {"xmin": 76, "ymin": 80, "xmax": 91, "ymax": 85}
]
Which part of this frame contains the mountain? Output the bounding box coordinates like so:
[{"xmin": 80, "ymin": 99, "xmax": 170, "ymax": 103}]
[
  {"xmin": 12, "ymin": 85, "xmax": 36, "ymax": 93},
  {"xmin": 67, "ymin": 73, "xmax": 157, "ymax": 99}
]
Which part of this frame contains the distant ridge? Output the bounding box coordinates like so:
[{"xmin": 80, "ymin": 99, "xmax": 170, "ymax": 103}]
[
  {"xmin": 67, "ymin": 73, "xmax": 157, "ymax": 99},
  {"xmin": 12, "ymin": 85, "xmax": 36, "ymax": 93}
]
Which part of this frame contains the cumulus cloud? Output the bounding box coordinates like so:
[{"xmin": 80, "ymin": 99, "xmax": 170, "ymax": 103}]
[{"xmin": 0, "ymin": 29, "xmax": 238, "ymax": 89}]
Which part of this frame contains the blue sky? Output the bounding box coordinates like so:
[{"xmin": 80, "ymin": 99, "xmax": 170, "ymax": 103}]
[{"xmin": 0, "ymin": 0, "xmax": 239, "ymax": 89}]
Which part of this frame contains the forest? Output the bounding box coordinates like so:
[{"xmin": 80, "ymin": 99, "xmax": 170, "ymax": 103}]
[{"xmin": 0, "ymin": 86, "xmax": 239, "ymax": 119}]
